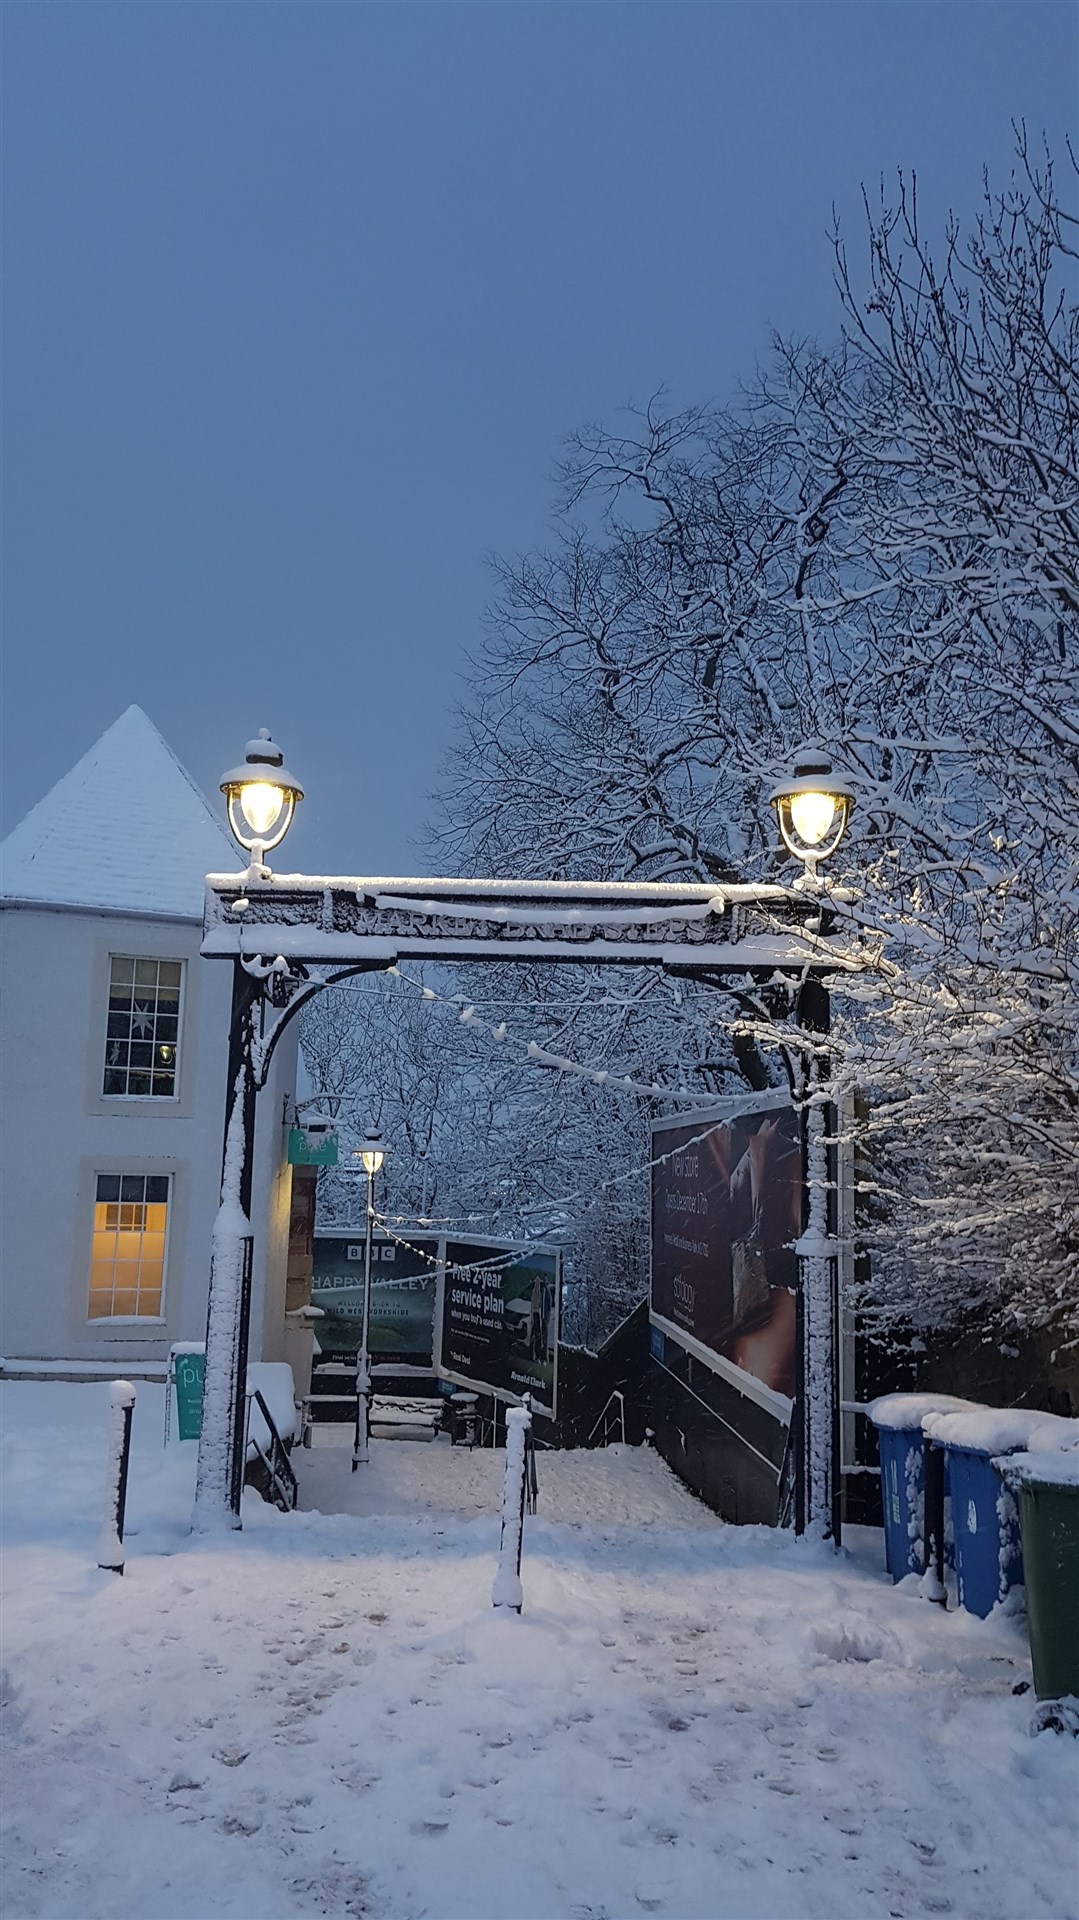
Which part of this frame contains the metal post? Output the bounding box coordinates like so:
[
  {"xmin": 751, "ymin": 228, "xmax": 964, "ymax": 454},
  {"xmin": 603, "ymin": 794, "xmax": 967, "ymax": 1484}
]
[
  {"xmin": 353, "ymin": 1167, "xmax": 376, "ymax": 1469},
  {"xmin": 492, "ymin": 1402, "xmax": 531, "ymax": 1612},
  {"xmin": 98, "ymin": 1381, "xmax": 136, "ymax": 1573},
  {"xmin": 795, "ymin": 973, "xmax": 841, "ymax": 1545},
  {"xmin": 193, "ymin": 959, "xmax": 260, "ymax": 1531}
]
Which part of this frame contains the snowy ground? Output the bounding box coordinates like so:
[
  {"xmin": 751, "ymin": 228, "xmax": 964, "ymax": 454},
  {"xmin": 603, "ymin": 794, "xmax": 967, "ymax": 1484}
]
[{"xmin": 1, "ymin": 1384, "xmax": 1076, "ymax": 1920}]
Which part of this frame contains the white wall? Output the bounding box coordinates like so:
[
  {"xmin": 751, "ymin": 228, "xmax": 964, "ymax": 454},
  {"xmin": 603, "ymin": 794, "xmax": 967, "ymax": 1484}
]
[{"xmin": 0, "ymin": 904, "xmax": 296, "ymax": 1368}]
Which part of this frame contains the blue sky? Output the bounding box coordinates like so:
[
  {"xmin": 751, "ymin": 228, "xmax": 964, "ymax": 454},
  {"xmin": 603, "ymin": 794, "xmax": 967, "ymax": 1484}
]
[{"xmin": 2, "ymin": 1, "xmax": 1075, "ymax": 875}]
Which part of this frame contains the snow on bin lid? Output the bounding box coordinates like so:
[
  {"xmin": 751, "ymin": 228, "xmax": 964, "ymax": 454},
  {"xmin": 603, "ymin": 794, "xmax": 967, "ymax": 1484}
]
[
  {"xmin": 920, "ymin": 1407, "xmax": 1079, "ymax": 1456},
  {"xmin": 247, "ymin": 1362, "xmax": 298, "ymax": 1448},
  {"xmin": 867, "ymin": 1392, "xmax": 980, "ymax": 1432},
  {"xmin": 996, "ymin": 1447, "xmax": 1079, "ymax": 1489}
]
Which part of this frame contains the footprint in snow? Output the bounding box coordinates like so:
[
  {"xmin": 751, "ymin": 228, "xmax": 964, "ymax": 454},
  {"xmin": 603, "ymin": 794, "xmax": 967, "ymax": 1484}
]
[{"xmin": 409, "ymin": 1812, "xmax": 451, "ymax": 1836}]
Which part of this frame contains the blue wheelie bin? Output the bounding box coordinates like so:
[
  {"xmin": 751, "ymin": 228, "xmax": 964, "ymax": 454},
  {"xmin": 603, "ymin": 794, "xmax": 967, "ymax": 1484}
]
[
  {"xmin": 922, "ymin": 1409, "xmax": 1078, "ymax": 1618},
  {"xmin": 868, "ymin": 1395, "xmax": 977, "ymax": 1583},
  {"xmin": 944, "ymin": 1442, "xmax": 1022, "ymax": 1617}
]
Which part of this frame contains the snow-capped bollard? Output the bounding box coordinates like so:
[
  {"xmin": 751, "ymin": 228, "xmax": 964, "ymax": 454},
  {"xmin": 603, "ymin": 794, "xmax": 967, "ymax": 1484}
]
[
  {"xmin": 98, "ymin": 1380, "xmax": 136, "ymax": 1574},
  {"xmin": 492, "ymin": 1403, "xmax": 532, "ymax": 1613}
]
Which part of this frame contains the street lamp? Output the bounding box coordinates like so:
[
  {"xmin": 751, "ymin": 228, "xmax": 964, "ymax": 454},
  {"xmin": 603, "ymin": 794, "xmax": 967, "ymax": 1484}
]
[
  {"xmin": 768, "ymin": 747, "xmax": 856, "ymax": 1541},
  {"xmin": 769, "ymin": 749, "xmax": 854, "ymax": 885},
  {"xmin": 220, "ymin": 728, "xmax": 304, "ymax": 878},
  {"xmin": 352, "ymin": 1131, "xmax": 387, "ymax": 1470}
]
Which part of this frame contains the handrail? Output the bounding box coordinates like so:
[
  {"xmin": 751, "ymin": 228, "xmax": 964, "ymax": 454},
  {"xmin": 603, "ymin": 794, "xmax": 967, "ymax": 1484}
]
[
  {"xmin": 586, "ymin": 1389, "xmax": 626, "ymax": 1448},
  {"xmin": 245, "ymin": 1388, "xmax": 299, "ymax": 1512}
]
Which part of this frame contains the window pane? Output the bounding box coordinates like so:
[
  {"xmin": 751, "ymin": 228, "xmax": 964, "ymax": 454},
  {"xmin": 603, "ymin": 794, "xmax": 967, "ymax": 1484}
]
[
  {"xmin": 128, "ymin": 1072, "xmax": 151, "ymax": 1096},
  {"xmin": 137, "ymin": 1290, "xmax": 162, "ymax": 1318},
  {"xmin": 87, "ymin": 1293, "xmax": 113, "ymax": 1320},
  {"xmin": 96, "ymin": 1175, "xmax": 120, "ymax": 1203},
  {"xmin": 110, "ymin": 957, "xmax": 134, "ymax": 985},
  {"xmin": 129, "ymin": 1043, "xmax": 153, "ymax": 1071},
  {"xmin": 140, "ymin": 1232, "xmax": 165, "ymax": 1271},
  {"xmin": 120, "ymin": 1176, "xmax": 144, "ymax": 1203},
  {"xmin": 145, "ymin": 1179, "xmax": 169, "ymax": 1206},
  {"xmin": 108, "ymin": 984, "xmax": 133, "ymax": 1011},
  {"xmin": 152, "ymin": 1068, "xmax": 176, "ymax": 1095},
  {"xmin": 111, "ymin": 1291, "xmax": 138, "ymax": 1318},
  {"xmin": 134, "ymin": 959, "xmax": 158, "ymax": 988},
  {"xmin": 158, "ymin": 962, "xmax": 182, "ymax": 990}
]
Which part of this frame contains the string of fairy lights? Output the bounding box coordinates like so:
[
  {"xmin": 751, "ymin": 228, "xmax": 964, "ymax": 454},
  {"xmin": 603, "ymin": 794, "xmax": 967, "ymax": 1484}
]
[{"xmin": 306, "ymin": 959, "xmax": 802, "ymax": 1255}]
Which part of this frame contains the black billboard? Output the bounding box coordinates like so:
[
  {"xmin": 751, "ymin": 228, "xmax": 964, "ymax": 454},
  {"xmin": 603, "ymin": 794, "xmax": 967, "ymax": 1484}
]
[
  {"xmin": 311, "ymin": 1233, "xmax": 437, "ymax": 1361},
  {"xmin": 438, "ymin": 1241, "xmax": 560, "ymax": 1419}
]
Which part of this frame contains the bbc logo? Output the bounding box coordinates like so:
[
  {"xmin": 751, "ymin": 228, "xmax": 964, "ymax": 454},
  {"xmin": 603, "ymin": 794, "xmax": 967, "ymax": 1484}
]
[{"xmin": 346, "ymin": 1244, "xmax": 396, "ymax": 1263}]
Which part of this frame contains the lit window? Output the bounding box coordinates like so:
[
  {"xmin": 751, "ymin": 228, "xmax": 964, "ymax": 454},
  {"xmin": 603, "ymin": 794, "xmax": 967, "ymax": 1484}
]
[
  {"xmin": 103, "ymin": 957, "xmax": 183, "ymax": 1098},
  {"xmin": 88, "ymin": 1174, "xmax": 170, "ymax": 1320}
]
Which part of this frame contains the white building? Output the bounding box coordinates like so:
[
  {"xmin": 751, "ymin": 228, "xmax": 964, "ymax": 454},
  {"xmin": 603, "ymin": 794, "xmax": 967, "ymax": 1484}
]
[{"xmin": 0, "ymin": 707, "xmax": 298, "ymax": 1383}]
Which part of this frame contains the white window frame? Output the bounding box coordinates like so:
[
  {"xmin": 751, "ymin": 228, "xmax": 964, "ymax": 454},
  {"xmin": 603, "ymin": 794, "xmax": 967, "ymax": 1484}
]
[{"xmin": 101, "ymin": 954, "xmax": 186, "ymax": 1104}]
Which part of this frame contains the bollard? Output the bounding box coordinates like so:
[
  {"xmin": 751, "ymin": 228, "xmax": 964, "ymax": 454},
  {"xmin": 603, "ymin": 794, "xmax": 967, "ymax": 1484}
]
[
  {"xmin": 352, "ymin": 1352, "xmax": 370, "ymax": 1471},
  {"xmin": 98, "ymin": 1380, "xmax": 136, "ymax": 1574},
  {"xmin": 492, "ymin": 1403, "xmax": 532, "ymax": 1613}
]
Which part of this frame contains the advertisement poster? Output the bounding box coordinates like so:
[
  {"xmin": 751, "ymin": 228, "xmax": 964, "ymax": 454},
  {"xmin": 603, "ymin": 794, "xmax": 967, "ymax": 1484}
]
[
  {"xmin": 439, "ymin": 1241, "xmax": 560, "ymax": 1418},
  {"xmin": 311, "ymin": 1234, "xmax": 437, "ymax": 1360},
  {"xmin": 651, "ymin": 1103, "xmax": 801, "ymax": 1406}
]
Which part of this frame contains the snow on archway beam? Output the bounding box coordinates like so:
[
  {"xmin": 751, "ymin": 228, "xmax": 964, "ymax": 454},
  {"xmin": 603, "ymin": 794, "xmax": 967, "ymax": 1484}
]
[{"xmin": 202, "ymin": 874, "xmax": 864, "ymax": 975}]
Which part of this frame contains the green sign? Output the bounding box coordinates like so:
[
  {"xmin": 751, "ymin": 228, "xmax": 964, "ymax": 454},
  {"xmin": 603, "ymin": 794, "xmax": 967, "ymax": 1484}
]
[
  {"xmin": 288, "ymin": 1126, "xmax": 339, "ymax": 1167},
  {"xmin": 173, "ymin": 1349, "xmax": 205, "ymax": 1440}
]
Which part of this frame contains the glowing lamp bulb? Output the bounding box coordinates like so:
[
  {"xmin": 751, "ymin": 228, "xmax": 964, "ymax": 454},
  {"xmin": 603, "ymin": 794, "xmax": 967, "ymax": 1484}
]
[
  {"xmin": 788, "ymin": 790, "xmax": 838, "ymax": 848},
  {"xmin": 238, "ymin": 781, "xmax": 286, "ymax": 838}
]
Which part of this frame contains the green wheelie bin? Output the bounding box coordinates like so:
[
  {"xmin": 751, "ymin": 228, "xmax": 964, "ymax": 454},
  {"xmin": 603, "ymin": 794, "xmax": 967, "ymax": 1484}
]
[{"xmin": 1001, "ymin": 1451, "xmax": 1079, "ymax": 1703}]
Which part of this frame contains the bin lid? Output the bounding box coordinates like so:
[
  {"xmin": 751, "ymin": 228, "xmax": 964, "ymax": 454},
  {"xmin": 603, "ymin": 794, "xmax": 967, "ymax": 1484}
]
[
  {"xmin": 995, "ymin": 1446, "xmax": 1079, "ymax": 1490},
  {"xmin": 922, "ymin": 1407, "xmax": 1079, "ymax": 1457},
  {"xmin": 867, "ymin": 1392, "xmax": 979, "ymax": 1434}
]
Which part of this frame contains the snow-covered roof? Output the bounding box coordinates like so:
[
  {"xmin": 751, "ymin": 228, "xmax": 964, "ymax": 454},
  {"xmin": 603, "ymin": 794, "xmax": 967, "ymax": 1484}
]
[{"xmin": 0, "ymin": 706, "xmax": 238, "ymax": 920}]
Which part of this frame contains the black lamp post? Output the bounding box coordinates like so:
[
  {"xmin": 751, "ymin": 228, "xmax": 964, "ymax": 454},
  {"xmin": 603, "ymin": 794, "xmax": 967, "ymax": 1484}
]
[
  {"xmin": 770, "ymin": 748, "xmax": 855, "ymax": 1544},
  {"xmin": 192, "ymin": 731, "xmax": 304, "ymax": 1531}
]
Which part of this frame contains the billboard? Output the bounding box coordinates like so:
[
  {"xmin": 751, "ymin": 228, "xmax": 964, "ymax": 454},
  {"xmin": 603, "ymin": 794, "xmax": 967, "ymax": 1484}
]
[
  {"xmin": 438, "ymin": 1241, "xmax": 560, "ymax": 1419},
  {"xmin": 651, "ymin": 1100, "xmax": 801, "ymax": 1409},
  {"xmin": 311, "ymin": 1234, "xmax": 437, "ymax": 1360}
]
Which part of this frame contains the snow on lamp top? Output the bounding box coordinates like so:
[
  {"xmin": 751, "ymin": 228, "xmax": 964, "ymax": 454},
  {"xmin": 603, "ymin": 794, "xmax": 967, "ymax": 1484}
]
[
  {"xmin": 220, "ymin": 728, "xmax": 304, "ymax": 863},
  {"xmin": 769, "ymin": 749, "xmax": 854, "ymax": 881}
]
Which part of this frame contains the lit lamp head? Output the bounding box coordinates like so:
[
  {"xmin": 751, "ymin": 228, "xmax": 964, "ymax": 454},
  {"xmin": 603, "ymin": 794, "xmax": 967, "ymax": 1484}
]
[
  {"xmin": 220, "ymin": 728, "xmax": 304, "ymax": 871},
  {"xmin": 769, "ymin": 749, "xmax": 854, "ymax": 883},
  {"xmin": 355, "ymin": 1131, "xmax": 386, "ymax": 1177}
]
